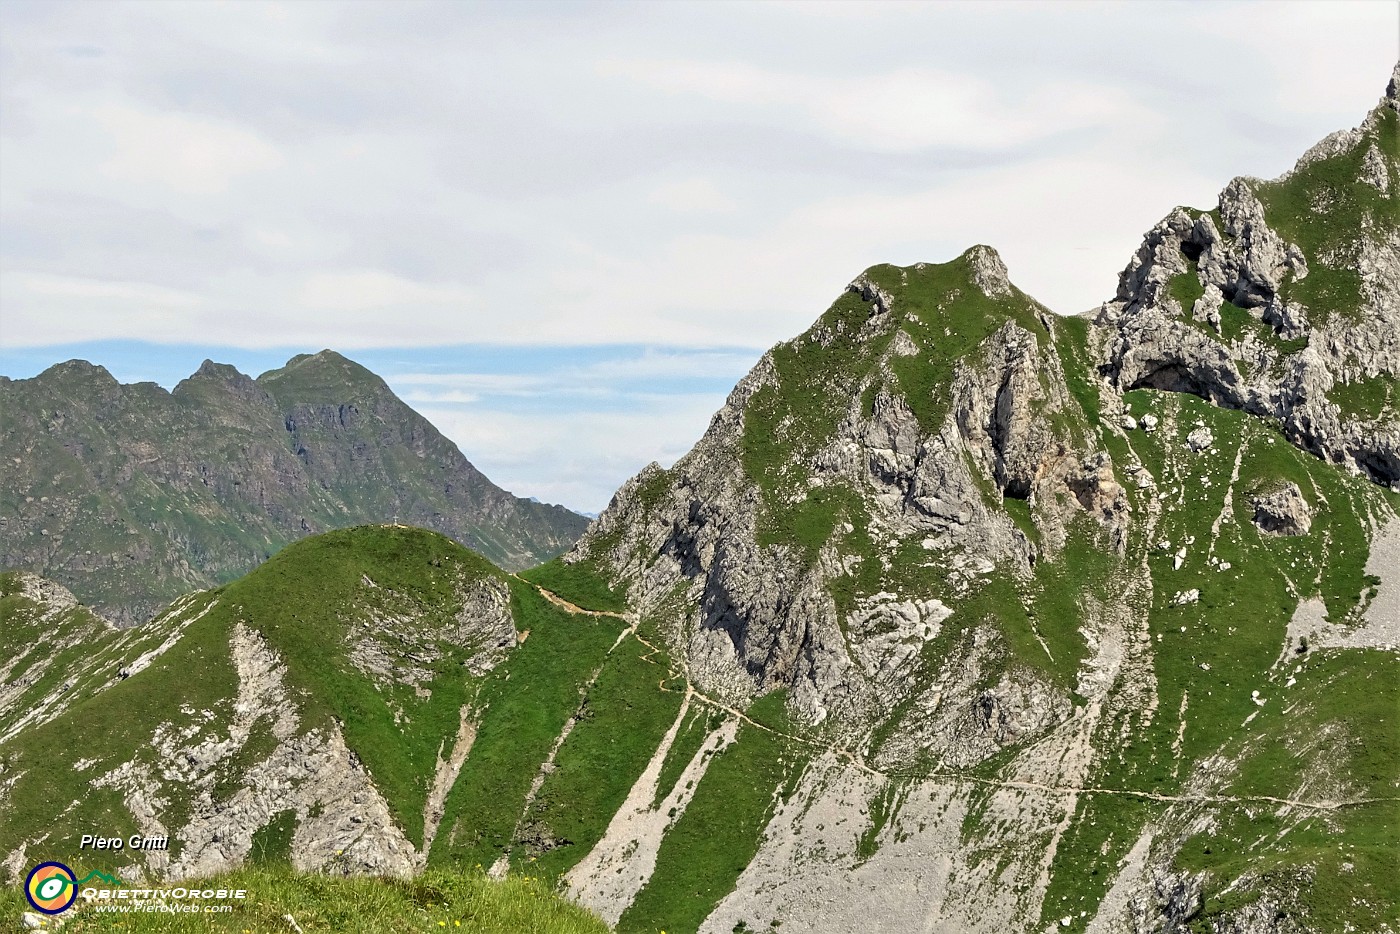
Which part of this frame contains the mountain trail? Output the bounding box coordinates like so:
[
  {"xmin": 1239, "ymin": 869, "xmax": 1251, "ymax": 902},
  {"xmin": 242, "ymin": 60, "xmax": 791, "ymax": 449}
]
[
  {"xmin": 537, "ymin": 583, "xmax": 1396, "ymax": 815},
  {"xmin": 522, "ymin": 580, "xmax": 629, "ymax": 620}
]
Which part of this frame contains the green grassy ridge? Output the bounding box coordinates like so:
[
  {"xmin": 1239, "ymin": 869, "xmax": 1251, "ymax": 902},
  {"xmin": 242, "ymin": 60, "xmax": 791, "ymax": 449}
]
[
  {"xmin": 218, "ymin": 526, "xmax": 509, "ymax": 848},
  {"xmin": 0, "ymin": 867, "xmax": 608, "ymax": 933},
  {"xmin": 0, "ymin": 588, "xmax": 239, "ymax": 868},
  {"xmin": 1036, "ymin": 389, "xmax": 1398, "ymax": 932},
  {"xmin": 430, "ymin": 583, "xmax": 625, "ymax": 870},
  {"xmin": 617, "ymin": 691, "xmax": 809, "ymax": 934},
  {"xmin": 0, "ymin": 526, "xmax": 532, "ymax": 868},
  {"xmin": 740, "ymin": 289, "xmax": 895, "ymax": 505}
]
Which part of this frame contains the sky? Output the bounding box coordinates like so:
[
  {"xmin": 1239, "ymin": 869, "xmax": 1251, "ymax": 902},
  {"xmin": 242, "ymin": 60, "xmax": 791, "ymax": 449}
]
[{"xmin": 1, "ymin": 1, "xmax": 1397, "ymax": 513}]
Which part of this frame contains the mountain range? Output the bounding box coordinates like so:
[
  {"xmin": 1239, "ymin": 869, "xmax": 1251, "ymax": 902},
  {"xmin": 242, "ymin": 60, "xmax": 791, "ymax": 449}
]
[
  {"xmin": 1, "ymin": 64, "xmax": 1397, "ymax": 934},
  {"xmin": 0, "ymin": 350, "xmax": 588, "ymax": 623}
]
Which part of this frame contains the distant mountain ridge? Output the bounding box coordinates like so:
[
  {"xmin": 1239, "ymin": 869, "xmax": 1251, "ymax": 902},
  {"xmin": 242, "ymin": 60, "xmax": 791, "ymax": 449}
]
[{"xmin": 0, "ymin": 349, "xmax": 588, "ymax": 622}]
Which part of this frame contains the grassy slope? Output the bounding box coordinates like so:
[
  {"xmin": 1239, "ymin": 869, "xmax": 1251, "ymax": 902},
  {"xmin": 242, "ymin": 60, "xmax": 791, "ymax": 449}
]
[
  {"xmin": 429, "ymin": 582, "xmax": 625, "ymax": 870},
  {"xmin": 1036, "ymin": 387, "xmax": 1399, "ymax": 932},
  {"xmin": 0, "ymin": 573, "xmax": 124, "ymax": 737},
  {"xmin": 515, "ymin": 636, "xmax": 686, "ymax": 882},
  {"xmin": 519, "ymin": 558, "xmax": 628, "ymax": 614},
  {"xmin": 618, "ymin": 691, "xmax": 810, "ymax": 934},
  {"xmin": 0, "ymin": 585, "xmax": 235, "ymax": 867},
  {"xmin": 0, "ymin": 867, "xmax": 608, "ymax": 934},
  {"xmin": 0, "ymin": 526, "xmax": 518, "ymax": 864}
]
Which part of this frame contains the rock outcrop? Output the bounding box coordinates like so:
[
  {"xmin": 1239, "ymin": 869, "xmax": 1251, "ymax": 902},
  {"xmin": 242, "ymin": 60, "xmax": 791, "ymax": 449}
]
[
  {"xmin": 1094, "ymin": 66, "xmax": 1400, "ymax": 487},
  {"xmin": 1249, "ymin": 482, "xmax": 1313, "ymax": 536},
  {"xmin": 574, "ymin": 248, "xmax": 1127, "ymax": 755}
]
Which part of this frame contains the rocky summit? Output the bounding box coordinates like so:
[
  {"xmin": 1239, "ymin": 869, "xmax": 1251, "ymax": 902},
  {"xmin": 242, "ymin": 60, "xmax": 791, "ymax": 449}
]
[
  {"xmin": 0, "ymin": 350, "xmax": 588, "ymax": 623},
  {"xmin": 1, "ymin": 67, "xmax": 1397, "ymax": 934}
]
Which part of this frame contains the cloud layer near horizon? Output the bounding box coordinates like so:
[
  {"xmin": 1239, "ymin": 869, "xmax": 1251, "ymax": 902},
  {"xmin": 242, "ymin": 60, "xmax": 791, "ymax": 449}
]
[{"xmin": 4, "ymin": 2, "xmax": 1396, "ymax": 350}]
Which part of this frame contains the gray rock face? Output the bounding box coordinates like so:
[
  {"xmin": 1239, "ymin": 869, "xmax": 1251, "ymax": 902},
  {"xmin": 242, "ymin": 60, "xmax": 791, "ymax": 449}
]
[
  {"xmin": 1095, "ymin": 71, "xmax": 1399, "ymax": 486},
  {"xmin": 150, "ymin": 624, "xmax": 420, "ymax": 880},
  {"xmin": 1249, "ymin": 482, "xmax": 1313, "ymax": 536},
  {"xmin": 575, "ymin": 252, "xmax": 1126, "ymax": 761}
]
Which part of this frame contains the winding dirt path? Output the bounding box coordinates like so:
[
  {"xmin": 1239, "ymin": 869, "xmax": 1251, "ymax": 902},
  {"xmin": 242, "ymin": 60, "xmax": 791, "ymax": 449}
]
[{"xmin": 527, "ymin": 581, "xmax": 1396, "ymax": 815}]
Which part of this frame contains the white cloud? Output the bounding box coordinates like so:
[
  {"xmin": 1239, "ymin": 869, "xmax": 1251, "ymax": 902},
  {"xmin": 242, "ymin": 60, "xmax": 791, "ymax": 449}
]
[
  {"xmin": 649, "ymin": 177, "xmax": 738, "ymax": 214},
  {"xmin": 599, "ymin": 59, "xmax": 1152, "ymax": 152},
  {"xmin": 1, "ymin": 272, "xmax": 207, "ymax": 344},
  {"xmin": 94, "ymin": 103, "xmax": 284, "ymax": 195},
  {"xmin": 13, "ymin": 271, "xmax": 202, "ymax": 307},
  {"xmin": 1, "ymin": 1, "xmax": 1396, "ymax": 504},
  {"xmin": 297, "ymin": 270, "xmax": 475, "ymax": 314}
]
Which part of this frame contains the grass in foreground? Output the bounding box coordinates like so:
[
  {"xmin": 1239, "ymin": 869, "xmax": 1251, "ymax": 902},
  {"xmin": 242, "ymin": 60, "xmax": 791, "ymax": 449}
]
[{"xmin": 1, "ymin": 868, "xmax": 608, "ymax": 934}]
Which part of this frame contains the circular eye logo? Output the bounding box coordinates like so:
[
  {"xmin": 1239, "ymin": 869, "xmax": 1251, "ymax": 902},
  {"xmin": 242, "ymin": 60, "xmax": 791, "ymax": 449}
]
[{"xmin": 26, "ymin": 861, "xmax": 78, "ymax": 914}]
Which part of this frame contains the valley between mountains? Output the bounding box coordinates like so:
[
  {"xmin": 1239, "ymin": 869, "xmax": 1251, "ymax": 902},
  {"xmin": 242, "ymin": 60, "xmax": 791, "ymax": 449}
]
[{"xmin": 2, "ymin": 66, "xmax": 1398, "ymax": 934}]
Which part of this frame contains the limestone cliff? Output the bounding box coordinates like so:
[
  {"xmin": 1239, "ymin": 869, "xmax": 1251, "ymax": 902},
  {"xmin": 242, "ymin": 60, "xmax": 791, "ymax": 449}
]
[{"xmin": 1094, "ymin": 64, "xmax": 1399, "ymax": 486}]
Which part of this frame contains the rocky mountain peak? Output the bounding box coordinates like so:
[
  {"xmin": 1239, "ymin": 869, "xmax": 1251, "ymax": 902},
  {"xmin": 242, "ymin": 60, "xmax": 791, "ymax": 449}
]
[
  {"xmin": 173, "ymin": 359, "xmax": 262, "ymax": 401},
  {"xmin": 1096, "ymin": 64, "xmax": 1399, "ymax": 486},
  {"xmin": 963, "ymin": 243, "xmax": 1013, "ymax": 298},
  {"xmin": 272, "ymin": 348, "xmax": 362, "ymax": 375},
  {"xmin": 37, "ymin": 358, "xmax": 119, "ymax": 386},
  {"xmin": 257, "ymin": 348, "xmax": 391, "ymax": 405},
  {"xmin": 192, "ymin": 359, "xmax": 247, "ymax": 381}
]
